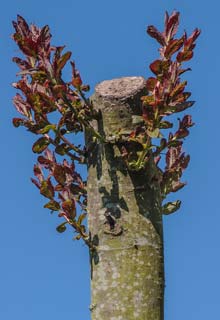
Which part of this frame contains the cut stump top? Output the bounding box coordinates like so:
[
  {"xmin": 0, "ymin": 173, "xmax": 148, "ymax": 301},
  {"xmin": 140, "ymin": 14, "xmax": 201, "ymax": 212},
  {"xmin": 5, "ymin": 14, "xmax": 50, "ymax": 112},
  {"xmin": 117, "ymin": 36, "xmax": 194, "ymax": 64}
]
[{"xmin": 95, "ymin": 76, "xmax": 146, "ymax": 100}]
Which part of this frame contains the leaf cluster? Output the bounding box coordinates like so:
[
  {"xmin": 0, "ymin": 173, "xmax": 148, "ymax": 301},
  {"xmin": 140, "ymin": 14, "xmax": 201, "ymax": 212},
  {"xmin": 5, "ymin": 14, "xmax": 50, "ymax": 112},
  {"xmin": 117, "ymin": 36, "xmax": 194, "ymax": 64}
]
[
  {"xmin": 12, "ymin": 12, "xmax": 200, "ymax": 241},
  {"xmin": 121, "ymin": 11, "xmax": 200, "ymax": 214},
  {"xmin": 12, "ymin": 15, "xmax": 97, "ymax": 245}
]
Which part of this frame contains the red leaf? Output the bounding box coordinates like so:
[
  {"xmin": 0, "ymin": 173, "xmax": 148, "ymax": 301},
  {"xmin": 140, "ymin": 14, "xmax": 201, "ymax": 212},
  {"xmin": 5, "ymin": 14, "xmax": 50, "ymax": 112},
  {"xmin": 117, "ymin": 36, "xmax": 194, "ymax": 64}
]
[
  {"xmin": 12, "ymin": 117, "xmax": 27, "ymax": 128},
  {"xmin": 146, "ymin": 77, "xmax": 157, "ymax": 92},
  {"xmin": 147, "ymin": 25, "xmax": 166, "ymax": 46},
  {"xmin": 16, "ymin": 15, "xmax": 30, "ymax": 37},
  {"xmin": 53, "ymin": 164, "xmax": 66, "ymax": 185},
  {"xmin": 53, "ymin": 46, "xmax": 65, "ymax": 62},
  {"xmin": 59, "ymin": 51, "xmax": 72, "ymax": 67},
  {"xmin": 37, "ymin": 155, "xmax": 52, "ymax": 168},
  {"xmin": 174, "ymin": 101, "xmax": 194, "ymax": 112},
  {"xmin": 180, "ymin": 115, "xmax": 194, "ymax": 128},
  {"xmin": 12, "ymin": 16, "xmax": 38, "ymax": 57},
  {"xmin": 38, "ymin": 25, "xmax": 51, "ymax": 53},
  {"xmin": 175, "ymin": 128, "xmax": 189, "ymax": 139},
  {"xmin": 71, "ymin": 61, "xmax": 82, "ymax": 88},
  {"xmin": 180, "ymin": 154, "xmax": 190, "ymax": 169},
  {"xmin": 184, "ymin": 28, "xmax": 201, "ymax": 50},
  {"xmin": 13, "ymin": 93, "xmax": 31, "ymax": 117},
  {"xmin": 164, "ymin": 38, "xmax": 184, "ymax": 58},
  {"xmin": 170, "ymin": 81, "xmax": 187, "ymax": 99},
  {"xmin": 166, "ymin": 145, "xmax": 182, "ymax": 169},
  {"xmin": 173, "ymin": 92, "xmax": 191, "ymax": 104},
  {"xmin": 12, "ymin": 57, "xmax": 31, "ymax": 71},
  {"xmin": 165, "ymin": 11, "xmax": 180, "ymax": 40},
  {"xmin": 72, "ymin": 76, "xmax": 82, "ymax": 88},
  {"xmin": 150, "ymin": 59, "xmax": 170, "ymax": 76},
  {"xmin": 56, "ymin": 51, "xmax": 72, "ymax": 76},
  {"xmin": 33, "ymin": 164, "xmax": 44, "ymax": 182},
  {"xmin": 62, "ymin": 199, "xmax": 76, "ymax": 218},
  {"xmin": 149, "ymin": 60, "xmax": 162, "ymax": 75},
  {"xmin": 177, "ymin": 50, "xmax": 193, "ymax": 63},
  {"xmin": 44, "ymin": 149, "xmax": 56, "ymax": 162},
  {"xmin": 165, "ymin": 101, "xmax": 194, "ymax": 115}
]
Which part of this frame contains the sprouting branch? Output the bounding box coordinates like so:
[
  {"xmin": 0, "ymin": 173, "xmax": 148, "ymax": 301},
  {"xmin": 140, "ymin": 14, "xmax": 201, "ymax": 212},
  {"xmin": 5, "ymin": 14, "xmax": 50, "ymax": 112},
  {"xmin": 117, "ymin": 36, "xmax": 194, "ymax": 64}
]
[{"xmin": 12, "ymin": 11, "xmax": 200, "ymax": 243}]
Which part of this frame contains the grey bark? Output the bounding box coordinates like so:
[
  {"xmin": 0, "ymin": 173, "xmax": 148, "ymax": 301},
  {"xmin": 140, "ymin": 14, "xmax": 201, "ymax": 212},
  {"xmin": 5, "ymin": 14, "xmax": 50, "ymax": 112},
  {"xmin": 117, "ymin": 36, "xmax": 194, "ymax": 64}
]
[{"xmin": 86, "ymin": 77, "xmax": 164, "ymax": 320}]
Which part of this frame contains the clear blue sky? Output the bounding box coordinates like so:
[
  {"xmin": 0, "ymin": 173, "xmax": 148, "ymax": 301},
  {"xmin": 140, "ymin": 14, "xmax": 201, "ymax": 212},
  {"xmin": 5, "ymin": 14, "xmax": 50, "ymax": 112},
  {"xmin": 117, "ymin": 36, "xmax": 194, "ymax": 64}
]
[{"xmin": 0, "ymin": 0, "xmax": 218, "ymax": 319}]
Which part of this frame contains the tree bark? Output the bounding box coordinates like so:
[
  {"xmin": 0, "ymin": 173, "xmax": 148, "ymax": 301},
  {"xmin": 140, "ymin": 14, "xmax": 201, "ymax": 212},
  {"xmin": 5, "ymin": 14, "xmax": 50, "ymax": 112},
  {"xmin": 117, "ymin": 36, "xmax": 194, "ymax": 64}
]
[{"xmin": 86, "ymin": 77, "xmax": 164, "ymax": 320}]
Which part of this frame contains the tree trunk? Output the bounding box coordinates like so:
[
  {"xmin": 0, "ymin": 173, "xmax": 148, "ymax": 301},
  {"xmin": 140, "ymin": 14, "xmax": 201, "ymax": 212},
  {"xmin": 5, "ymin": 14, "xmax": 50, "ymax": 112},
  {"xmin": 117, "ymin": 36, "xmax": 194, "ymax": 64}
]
[{"xmin": 86, "ymin": 77, "xmax": 164, "ymax": 320}]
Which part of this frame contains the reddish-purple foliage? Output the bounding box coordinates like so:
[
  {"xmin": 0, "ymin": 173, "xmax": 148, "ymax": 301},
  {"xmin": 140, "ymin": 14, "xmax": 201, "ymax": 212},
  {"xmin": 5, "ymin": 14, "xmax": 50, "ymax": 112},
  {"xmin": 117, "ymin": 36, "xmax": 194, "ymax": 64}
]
[
  {"xmin": 126, "ymin": 11, "xmax": 200, "ymax": 211},
  {"xmin": 12, "ymin": 15, "xmax": 95, "ymax": 243},
  {"xmin": 146, "ymin": 11, "xmax": 199, "ymax": 201},
  {"xmin": 12, "ymin": 12, "xmax": 200, "ymax": 228}
]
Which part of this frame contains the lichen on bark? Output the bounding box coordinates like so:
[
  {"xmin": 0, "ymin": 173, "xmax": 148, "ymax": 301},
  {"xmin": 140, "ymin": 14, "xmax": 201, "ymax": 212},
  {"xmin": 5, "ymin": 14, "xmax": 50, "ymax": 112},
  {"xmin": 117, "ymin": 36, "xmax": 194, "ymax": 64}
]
[{"xmin": 86, "ymin": 77, "xmax": 164, "ymax": 320}]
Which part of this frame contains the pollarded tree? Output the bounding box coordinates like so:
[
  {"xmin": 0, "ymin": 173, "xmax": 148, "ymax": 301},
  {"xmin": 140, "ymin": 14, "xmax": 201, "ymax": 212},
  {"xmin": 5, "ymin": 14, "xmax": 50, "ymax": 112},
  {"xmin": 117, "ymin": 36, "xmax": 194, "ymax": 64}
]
[{"xmin": 12, "ymin": 11, "xmax": 200, "ymax": 320}]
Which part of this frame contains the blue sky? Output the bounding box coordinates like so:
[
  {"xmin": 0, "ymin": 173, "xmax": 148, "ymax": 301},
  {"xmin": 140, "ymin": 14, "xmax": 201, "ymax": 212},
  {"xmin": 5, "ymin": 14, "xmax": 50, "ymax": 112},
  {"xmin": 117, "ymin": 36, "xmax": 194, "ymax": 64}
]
[{"xmin": 0, "ymin": 0, "xmax": 218, "ymax": 319}]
